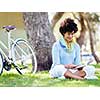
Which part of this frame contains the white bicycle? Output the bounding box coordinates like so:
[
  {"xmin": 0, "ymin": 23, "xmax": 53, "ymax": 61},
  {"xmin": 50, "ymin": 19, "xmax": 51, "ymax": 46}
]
[{"xmin": 0, "ymin": 25, "xmax": 37, "ymax": 75}]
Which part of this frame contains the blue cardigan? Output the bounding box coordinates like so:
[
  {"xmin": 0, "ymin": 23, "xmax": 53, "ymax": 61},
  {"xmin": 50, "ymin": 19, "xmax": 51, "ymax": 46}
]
[{"xmin": 50, "ymin": 37, "xmax": 81, "ymax": 69}]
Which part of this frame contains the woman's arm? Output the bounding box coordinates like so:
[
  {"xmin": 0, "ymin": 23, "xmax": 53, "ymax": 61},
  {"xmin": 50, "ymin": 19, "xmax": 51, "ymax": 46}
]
[
  {"xmin": 52, "ymin": 42, "xmax": 60, "ymax": 66},
  {"xmin": 74, "ymin": 44, "xmax": 81, "ymax": 65},
  {"xmin": 65, "ymin": 64, "xmax": 77, "ymax": 69}
]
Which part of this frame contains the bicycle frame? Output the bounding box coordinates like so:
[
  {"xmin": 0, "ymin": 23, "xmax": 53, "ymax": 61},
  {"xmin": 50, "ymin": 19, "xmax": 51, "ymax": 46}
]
[
  {"xmin": 1, "ymin": 29, "xmax": 34, "ymax": 65},
  {"xmin": 0, "ymin": 30, "xmax": 11, "ymax": 60},
  {"xmin": 0, "ymin": 30, "xmax": 23, "ymax": 62}
]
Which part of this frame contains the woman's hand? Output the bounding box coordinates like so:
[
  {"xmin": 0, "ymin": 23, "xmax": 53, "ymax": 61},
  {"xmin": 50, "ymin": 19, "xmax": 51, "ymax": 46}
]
[{"xmin": 65, "ymin": 64, "xmax": 77, "ymax": 69}]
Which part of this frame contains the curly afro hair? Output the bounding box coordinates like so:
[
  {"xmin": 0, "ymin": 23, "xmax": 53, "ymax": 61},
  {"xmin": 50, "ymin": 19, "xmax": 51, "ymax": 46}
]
[{"xmin": 59, "ymin": 18, "xmax": 78, "ymax": 36}]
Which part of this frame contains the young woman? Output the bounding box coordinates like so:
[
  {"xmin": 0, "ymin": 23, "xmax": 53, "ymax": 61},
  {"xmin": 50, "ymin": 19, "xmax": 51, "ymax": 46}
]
[{"xmin": 49, "ymin": 18, "xmax": 97, "ymax": 80}]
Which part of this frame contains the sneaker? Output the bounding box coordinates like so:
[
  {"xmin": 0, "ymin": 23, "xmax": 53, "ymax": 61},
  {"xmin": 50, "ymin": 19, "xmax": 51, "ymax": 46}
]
[
  {"xmin": 58, "ymin": 76, "xmax": 66, "ymax": 79},
  {"xmin": 84, "ymin": 76, "xmax": 98, "ymax": 80}
]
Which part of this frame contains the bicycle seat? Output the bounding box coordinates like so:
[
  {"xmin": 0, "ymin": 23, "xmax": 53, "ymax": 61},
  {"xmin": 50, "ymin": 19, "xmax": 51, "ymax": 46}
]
[{"xmin": 2, "ymin": 25, "xmax": 16, "ymax": 32}]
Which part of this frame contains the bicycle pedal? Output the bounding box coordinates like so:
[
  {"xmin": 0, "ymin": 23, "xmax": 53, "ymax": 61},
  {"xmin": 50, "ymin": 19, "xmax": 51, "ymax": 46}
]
[
  {"xmin": 4, "ymin": 65, "xmax": 11, "ymax": 71},
  {"xmin": 20, "ymin": 66, "xmax": 28, "ymax": 70},
  {"xmin": 3, "ymin": 59, "xmax": 11, "ymax": 71}
]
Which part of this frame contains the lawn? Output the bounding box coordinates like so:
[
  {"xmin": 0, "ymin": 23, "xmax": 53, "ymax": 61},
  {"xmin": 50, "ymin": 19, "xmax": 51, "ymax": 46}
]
[{"xmin": 0, "ymin": 67, "xmax": 100, "ymax": 87}]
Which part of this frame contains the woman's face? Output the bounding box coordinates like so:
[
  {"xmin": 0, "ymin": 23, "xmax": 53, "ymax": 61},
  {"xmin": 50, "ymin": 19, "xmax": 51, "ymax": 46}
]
[{"xmin": 64, "ymin": 32, "xmax": 74, "ymax": 43}]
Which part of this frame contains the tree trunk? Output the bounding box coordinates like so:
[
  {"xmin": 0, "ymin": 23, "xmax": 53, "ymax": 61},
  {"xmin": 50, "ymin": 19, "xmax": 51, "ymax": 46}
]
[
  {"xmin": 23, "ymin": 12, "xmax": 56, "ymax": 71},
  {"xmin": 85, "ymin": 15, "xmax": 100, "ymax": 63},
  {"xmin": 51, "ymin": 12, "xmax": 64, "ymax": 30},
  {"xmin": 76, "ymin": 12, "xmax": 87, "ymax": 48}
]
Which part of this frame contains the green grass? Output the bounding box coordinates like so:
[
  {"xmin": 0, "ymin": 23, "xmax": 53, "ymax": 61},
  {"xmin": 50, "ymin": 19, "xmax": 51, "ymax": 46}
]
[
  {"xmin": 92, "ymin": 64, "xmax": 100, "ymax": 68},
  {"xmin": 0, "ymin": 70, "xmax": 100, "ymax": 87}
]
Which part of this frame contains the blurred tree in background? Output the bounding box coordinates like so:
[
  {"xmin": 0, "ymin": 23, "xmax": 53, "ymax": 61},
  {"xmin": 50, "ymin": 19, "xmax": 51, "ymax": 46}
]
[{"xmin": 51, "ymin": 12, "xmax": 100, "ymax": 63}]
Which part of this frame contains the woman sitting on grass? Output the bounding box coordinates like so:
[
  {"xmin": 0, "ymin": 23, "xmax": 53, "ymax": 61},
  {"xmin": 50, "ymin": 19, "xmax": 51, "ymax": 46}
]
[{"xmin": 49, "ymin": 18, "xmax": 98, "ymax": 80}]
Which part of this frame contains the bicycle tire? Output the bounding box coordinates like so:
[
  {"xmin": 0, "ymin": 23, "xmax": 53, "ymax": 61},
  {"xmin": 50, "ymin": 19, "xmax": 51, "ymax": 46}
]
[
  {"xmin": 0, "ymin": 52, "xmax": 3, "ymax": 75},
  {"xmin": 11, "ymin": 39, "xmax": 37, "ymax": 74}
]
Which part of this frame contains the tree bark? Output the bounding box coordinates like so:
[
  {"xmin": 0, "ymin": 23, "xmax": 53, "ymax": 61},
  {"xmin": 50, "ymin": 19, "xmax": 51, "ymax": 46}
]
[
  {"xmin": 23, "ymin": 12, "xmax": 56, "ymax": 71},
  {"xmin": 76, "ymin": 12, "xmax": 87, "ymax": 48},
  {"xmin": 85, "ymin": 14, "xmax": 100, "ymax": 63},
  {"xmin": 51, "ymin": 12, "xmax": 64, "ymax": 30}
]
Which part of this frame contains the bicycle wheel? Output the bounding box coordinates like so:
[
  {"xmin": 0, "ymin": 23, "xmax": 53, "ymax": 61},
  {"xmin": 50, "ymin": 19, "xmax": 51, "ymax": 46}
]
[
  {"xmin": 0, "ymin": 52, "xmax": 3, "ymax": 75},
  {"xmin": 11, "ymin": 39, "xmax": 37, "ymax": 74}
]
